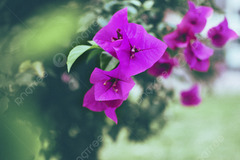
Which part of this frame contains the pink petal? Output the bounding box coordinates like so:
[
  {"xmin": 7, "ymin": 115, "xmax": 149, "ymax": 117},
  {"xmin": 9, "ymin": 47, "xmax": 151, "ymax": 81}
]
[
  {"xmin": 188, "ymin": 1, "xmax": 196, "ymax": 10},
  {"xmin": 163, "ymin": 24, "xmax": 195, "ymax": 49},
  {"xmin": 83, "ymin": 86, "xmax": 123, "ymax": 112},
  {"xmin": 184, "ymin": 44, "xmax": 211, "ymax": 72},
  {"xmin": 191, "ymin": 40, "xmax": 214, "ymax": 60},
  {"xmin": 147, "ymin": 52, "xmax": 178, "ymax": 78},
  {"xmin": 104, "ymin": 107, "xmax": 118, "ymax": 124},
  {"xmin": 198, "ymin": 6, "xmax": 214, "ymax": 18},
  {"xmin": 90, "ymin": 67, "xmax": 135, "ymax": 101},
  {"xmin": 83, "ymin": 86, "xmax": 108, "ymax": 112},
  {"xmin": 117, "ymin": 23, "xmax": 167, "ymax": 76},
  {"xmin": 191, "ymin": 58, "xmax": 210, "ymax": 72},
  {"xmin": 94, "ymin": 82, "xmax": 123, "ymax": 101},
  {"xmin": 93, "ymin": 8, "xmax": 128, "ymax": 58},
  {"xmin": 90, "ymin": 68, "xmax": 111, "ymax": 84},
  {"xmin": 180, "ymin": 84, "xmax": 201, "ymax": 106}
]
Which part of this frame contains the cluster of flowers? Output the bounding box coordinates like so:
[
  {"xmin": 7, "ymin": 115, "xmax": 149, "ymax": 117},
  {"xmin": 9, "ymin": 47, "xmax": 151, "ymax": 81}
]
[
  {"xmin": 83, "ymin": 8, "xmax": 167, "ymax": 124},
  {"xmin": 164, "ymin": 1, "xmax": 237, "ymax": 72},
  {"xmin": 163, "ymin": 1, "xmax": 238, "ymax": 106},
  {"xmin": 83, "ymin": 1, "xmax": 238, "ymax": 124}
]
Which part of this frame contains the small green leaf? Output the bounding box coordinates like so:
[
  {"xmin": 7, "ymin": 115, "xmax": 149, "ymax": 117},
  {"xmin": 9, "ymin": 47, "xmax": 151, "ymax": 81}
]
[
  {"xmin": 88, "ymin": 40, "xmax": 97, "ymax": 46},
  {"xmin": 32, "ymin": 61, "xmax": 45, "ymax": 78},
  {"xmin": 19, "ymin": 60, "xmax": 32, "ymax": 73},
  {"xmin": 129, "ymin": 1, "xmax": 142, "ymax": 7},
  {"xmin": 127, "ymin": 6, "xmax": 138, "ymax": 15},
  {"xmin": 143, "ymin": 1, "xmax": 154, "ymax": 10},
  {"xmin": 89, "ymin": 45, "xmax": 101, "ymax": 49},
  {"xmin": 67, "ymin": 45, "xmax": 91, "ymax": 72},
  {"xmin": 100, "ymin": 52, "xmax": 119, "ymax": 71},
  {"xmin": 0, "ymin": 96, "xmax": 9, "ymax": 114}
]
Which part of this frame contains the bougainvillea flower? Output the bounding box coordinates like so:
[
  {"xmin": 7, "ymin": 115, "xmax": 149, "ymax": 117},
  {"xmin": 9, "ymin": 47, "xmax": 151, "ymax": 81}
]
[
  {"xmin": 180, "ymin": 1, "xmax": 213, "ymax": 33},
  {"xmin": 208, "ymin": 18, "xmax": 238, "ymax": 47},
  {"xmin": 93, "ymin": 8, "xmax": 128, "ymax": 58},
  {"xmin": 184, "ymin": 40, "xmax": 214, "ymax": 72},
  {"xmin": 83, "ymin": 86, "xmax": 122, "ymax": 124},
  {"xmin": 163, "ymin": 24, "xmax": 195, "ymax": 50},
  {"xmin": 147, "ymin": 52, "xmax": 178, "ymax": 78},
  {"xmin": 115, "ymin": 23, "xmax": 167, "ymax": 76},
  {"xmin": 180, "ymin": 84, "xmax": 201, "ymax": 106},
  {"xmin": 90, "ymin": 67, "xmax": 135, "ymax": 101}
]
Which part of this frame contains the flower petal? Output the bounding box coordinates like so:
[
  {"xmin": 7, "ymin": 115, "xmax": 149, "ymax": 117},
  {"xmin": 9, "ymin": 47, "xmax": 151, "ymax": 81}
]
[
  {"xmin": 163, "ymin": 24, "xmax": 195, "ymax": 49},
  {"xmin": 181, "ymin": 12, "xmax": 207, "ymax": 33},
  {"xmin": 83, "ymin": 86, "xmax": 123, "ymax": 112},
  {"xmin": 184, "ymin": 45, "xmax": 211, "ymax": 72},
  {"xmin": 118, "ymin": 79, "xmax": 135, "ymax": 99},
  {"xmin": 198, "ymin": 6, "xmax": 213, "ymax": 18},
  {"xmin": 90, "ymin": 68, "xmax": 111, "ymax": 84},
  {"xmin": 104, "ymin": 107, "xmax": 118, "ymax": 124},
  {"xmin": 93, "ymin": 8, "xmax": 128, "ymax": 58},
  {"xmin": 117, "ymin": 23, "xmax": 167, "ymax": 76},
  {"xmin": 191, "ymin": 58, "xmax": 210, "ymax": 72},
  {"xmin": 91, "ymin": 67, "xmax": 135, "ymax": 101},
  {"xmin": 180, "ymin": 84, "xmax": 201, "ymax": 106},
  {"xmin": 147, "ymin": 52, "xmax": 178, "ymax": 78},
  {"xmin": 191, "ymin": 40, "xmax": 214, "ymax": 60},
  {"xmin": 83, "ymin": 86, "xmax": 108, "ymax": 112},
  {"xmin": 94, "ymin": 82, "xmax": 123, "ymax": 101}
]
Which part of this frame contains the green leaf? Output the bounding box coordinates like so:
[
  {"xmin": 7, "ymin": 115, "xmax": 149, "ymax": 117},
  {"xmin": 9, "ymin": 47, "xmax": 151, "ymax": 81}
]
[
  {"xmin": 100, "ymin": 52, "xmax": 119, "ymax": 71},
  {"xmin": 0, "ymin": 96, "xmax": 9, "ymax": 114},
  {"xmin": 143, "ymin": 1, "xmax": 154, "ymax": 10},
  {"xmin": 19, "ymin": 60, "xmax": 32, "ymax": 73},
  {"xmin": 86, "ymin": 49, "xmax": 102, "ymax": 63},
  {"xmin": 89, "ymin": 45, "xmax": 101, "ymax": 49},
  {"xmin": 129, "ymin": 1, "xmax": 142, "ymax": 7},
  {"xmin": 32, "ymin": 61, "xmax": 45, "ymax": 78},
  {"xmin": 88, "ymin": 40, "xmax": 97, "ymax": 46},
  {"xmin": 67, "ymin": 43, "xmax": 103, "ymax": 72},
  {"xmin": 67, "ymin": 45, "xmax": 91, "ymax": 72}
]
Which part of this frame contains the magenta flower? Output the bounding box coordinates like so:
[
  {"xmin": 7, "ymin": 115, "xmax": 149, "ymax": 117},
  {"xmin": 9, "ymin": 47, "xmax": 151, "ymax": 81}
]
[
  {"xmin": 147, "ymin": 52, "xmax": 178, "ymax": 78},
  {"xmin": 180, "ymin": 1, "xmax": 213, "ymax": 33},
  {"xmin": 83, "ymin": 86, "xmax": 122, "ymax": 124},
  {"xmin": 163, "ymin": 24, "xmax": 195, "ymax": 50},
  {"xmin": 208, "ymin": 18, "xmax": 238, "ymax": 47},
  {"xmin": 93, "ymin": 8, "xmax": 128, "ymax": 58},
  {"xmin": 94, "ymin": 8, "xmax": 167, "ymax": 76},
  {"xmin": 184, "ymin": 40, "xmax": 214, "ymax": 72},
  {"xmin": 115, "ymin": 23, "xmax": 167, "ymax": 76},
  {"xmin": 83, "ymin": 62, "xmax": 135, "ymax": 124},
  {"xmin": 180, "ymin": 84, "xmax": 201, "ymax": 106},
  {"xmin": 90, "ymin": 67, "xmax": 135, "ymax": 101}
]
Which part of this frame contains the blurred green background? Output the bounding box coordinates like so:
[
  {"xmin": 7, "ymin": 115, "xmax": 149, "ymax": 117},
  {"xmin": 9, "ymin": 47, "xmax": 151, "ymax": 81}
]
[{"xmin": 0, "ymin": 0, "xmax": 239, "ymax": 160}]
